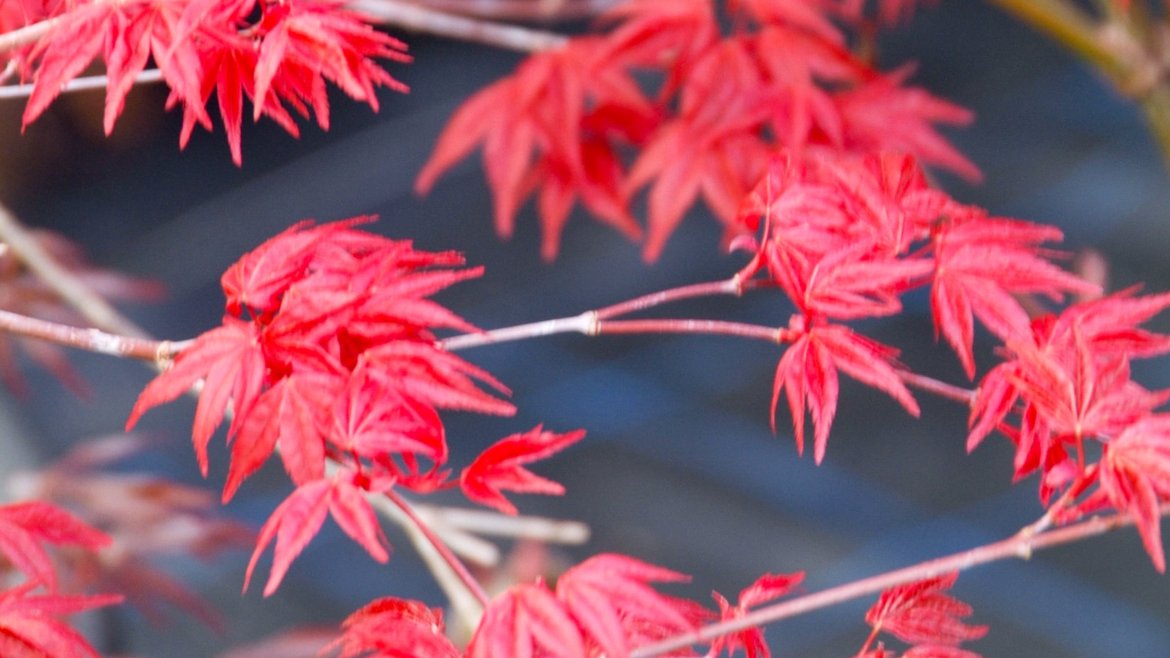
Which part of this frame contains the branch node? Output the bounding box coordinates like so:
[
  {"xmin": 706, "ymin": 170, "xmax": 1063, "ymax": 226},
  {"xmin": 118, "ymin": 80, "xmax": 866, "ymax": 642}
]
[{"xmin": 582, "ymin": 310, "xmax": 600, "ymax": 336}]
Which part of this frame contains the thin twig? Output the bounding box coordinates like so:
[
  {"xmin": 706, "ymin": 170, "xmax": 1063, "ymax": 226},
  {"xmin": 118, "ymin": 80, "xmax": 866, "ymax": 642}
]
[
  {"xmin": 0, "ymin": 308, "xmax": 177, "ymax": 361},
  {"xmin": 0, "ymin": 68, "xmax": 163, "ymax": 100},
  {"xmin": 0, "ymin": 204, "xmax": 147, "ymax": 339},
  {"xmin": 384, "ymin": 487, "xmax": 491, "ymax": 609},
  {"xmin": 401, "ymin": 0, "xmax": 619, "ymax": 21},
  {"xmin": 630, "ymin": 503, "xmax": 1170, "ymax": 657},
  {"xmin": 352, "ymin": 0, "xmax": 569, "ymax": 51}
]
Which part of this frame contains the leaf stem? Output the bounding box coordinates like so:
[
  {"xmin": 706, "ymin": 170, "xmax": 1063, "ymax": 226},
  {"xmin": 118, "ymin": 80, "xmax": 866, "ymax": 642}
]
[
  {"xmin": 383, "ymin": 486, "xmax": 492, "ymax": 610},
  {"xmin": 629, "ymin": 502, "xmax": 1170, "ymax": 657}
]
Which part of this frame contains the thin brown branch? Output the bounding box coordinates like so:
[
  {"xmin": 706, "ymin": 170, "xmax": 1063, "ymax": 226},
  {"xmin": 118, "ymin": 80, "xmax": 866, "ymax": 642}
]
[
  {"xmin": 0, "ymin": 14, "xmax": 62, "ymax": 55},
  {"xmin": 401, "ymin": 0, "xmax": 619, "ymax": 22},
  {"xmin": 352, "ymin": 0, "xmax": 569, "ymax": 51},
  {"xmin": 0, "ymin": 68, "xmax": 163, "ymax": 99},
  {"xmin": 0, "ymin": 308, "xmax": 179, "ymax": 361},
  {"xmin": 383, "ymin": 486, "xmax": 491, "ymax": 609},
  {"xmin": 596, "ymin": 318, "xmax": 787, "ymax": 344},
  {"xmin": 630, "ymin": 502, "xmax": 1170, "ymax": 657},
  {"xmin": 0, "ymin": 205, "xmax": 147, "ymax": 339}
]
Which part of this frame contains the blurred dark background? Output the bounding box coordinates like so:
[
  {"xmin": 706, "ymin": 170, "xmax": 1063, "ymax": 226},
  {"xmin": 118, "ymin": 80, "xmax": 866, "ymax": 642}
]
[{"xmin": 0, "ymin": 1, "xmax": 1168, "ymax": 656}]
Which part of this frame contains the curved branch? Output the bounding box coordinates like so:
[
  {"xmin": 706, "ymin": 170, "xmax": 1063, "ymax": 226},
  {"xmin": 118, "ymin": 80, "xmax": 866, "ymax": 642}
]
[{"xmin": 630, "ymin": 503, "xmax": 1170, "ymax": 657}]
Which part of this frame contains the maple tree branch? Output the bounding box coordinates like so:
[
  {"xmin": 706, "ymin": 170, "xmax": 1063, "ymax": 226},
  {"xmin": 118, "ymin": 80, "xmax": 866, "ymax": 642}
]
[
  {"xmin": 594, "ymin": 277, "xmax": 746, "ymax": 320},
  {"xmin": 0, "ymin": 14, "xmax": 62, "ymax": 54},
  {"xmin": 382, "ymin": 486, "xmax": 492, "ymax": 610},
  {"xmin": 0, "ymin": 204, "xmax": 147, "ymax": 339},
  {"xmin": 0, "ymin": 69, "xmax": 163, "ymax": 99},
  {"xmin": 0, "ymin": 308, "xmax": 179, "ymax": 361},
  {"xmin": 898, "ymin": 370, "xmax": 976, "ymax": 405},
  {"xmin": 401, "ymin": 0, "xmax": 618, "ymax": 21},
  {"xmin": 353, "ymin": 0, "xmax": 569, "ymax": 52},
  {"xmin": 596, "ymin": 318, "xmax": 787, "ymax": 344},
  {"xmin": 630, "ymin": 502, "xmax": 1170, "ymax": 657}
]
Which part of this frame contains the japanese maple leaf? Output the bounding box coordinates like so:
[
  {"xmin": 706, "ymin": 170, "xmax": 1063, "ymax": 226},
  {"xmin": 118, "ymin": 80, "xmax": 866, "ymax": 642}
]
[
  {"xmin": 707, "ymin": 572, "xmax": 804, "ymax": 658},
  {"xmin": 865, "ymin": 572, "xmax": 987, "ymax": 649},
  {"xmin": 460, "ymin": 425, "xmax": 586, "ymax": 515},
  {"xmin": 126, "ymin": 317, "xmax": 267, "ymax": 477},
  {"xmin": 467, "ymin": 582, "xmax": 586, "ymax": 658},
  {"xmin": 0, "ymin": 502, "xmax": 111, "ymax": 590},
  {"xmin": 21, "ymin": 0, "xmax": 194, "ymax": 132},
  {"xmin": 330, "ymin": 597, "xmax": 460, "ymax": 658},
  {"xmin": 836, "ymin": 68, "xmax": 978, "ymax": 181},
  {"xmin": 1088, "ymin": 414, "xmax": 1170, "ymax": 572},
  {"xmin": 773, "ymin": 316, "xmax": 919, "ymax": 463},
  {"xmin": 930, "ymin": 214, "xmax": 1096, "ymax": 377},
  {"xmin": 225, "ymin": 370, "xmax": 342, "ymax": 502},
  {"xmin": 0, "ymin": 583, "xmax": 123, "ymax": 658},
  {"xmin": 626, "ymin": 38, "xmax": 773, "ymax": 260},
  {"xmin": 251, "ymin": 0, "xmax": 409, "ymax": 120},
  {"xmin": 555, "ymin": 553, "xmax": 695, "ymax": 658},
  {"xmin": 362, "ymin": 341, "xmax": 515, "ymax": 417},
  {"xmin": 245, "ymin": 470, "xmax": 390, "ymax": 597},
  {"xmin": 327, "ymin": 364, "xmax": 449, "ymax": 467},
  {"xmin": 596, "ymin": 0, "xmax": 719, "ymax": 98}
]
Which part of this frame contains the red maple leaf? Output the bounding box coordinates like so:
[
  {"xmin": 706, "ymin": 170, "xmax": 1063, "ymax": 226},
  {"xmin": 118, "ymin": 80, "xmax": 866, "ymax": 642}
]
[
  {"xmin": 460, "ymin": 425, "xmax": 586, "ymax": 515},
  {"xmin": 836, "ymin": 68, "xmax": 978, "ymax": 181},
  {"xmin": 417, "ymin": 38, "xmax": 648, "ymax": 259},
  {"xmin": 625, "ymin": 37, "xmax": 772, "ymax": 261},
  {"xmin": 930, "ymin": 213, "xmax": 1096, "ymax": 378},
  {"xmin": 245, "ymin": 469, "xmax": 390, "ymax": 597},
  {"xmin": 555, "ymin": 553, "xmax": 696, "ymax": 657},
  {"xmin": 126, "ymin": 317, "xmax": 267, "ymax": 477},
  {"xmin": 0, "ymin": 583, "xmax": 123, "ymax": 658},
  {"xmin": 708, "ymin": 571, "xmax": 804, "ymax": 658},
  {"xmin": 330, "ymin": 597, "xmax": 460, "ymax": 658},
  {"xmin": 0, "ymin": 502, "xmax": 111, "ymax": 590},
  {"xmin": 1084, "ymin": 414, "xmax": 1170, "ymax": 572},
  {"xmin": 467, "ymin": 582, "xmax": 586, "ymax": 658},
  {"xmin": 773, "ymin": 315, "xmax": 919, "ymax": 463},
  {"xmin": 967, "ymin": 291, "xmax": 1170, "ymax": 501},
  {"xmin": 865, "ymin": 572, "xmax": 987, "ymax": 650}
]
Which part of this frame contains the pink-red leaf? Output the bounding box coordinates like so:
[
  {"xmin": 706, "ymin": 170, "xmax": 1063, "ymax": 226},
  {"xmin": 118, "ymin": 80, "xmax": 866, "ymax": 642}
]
[{"xmin": 461, "ymin": 426, "xmax": 585, "ymax": 515}]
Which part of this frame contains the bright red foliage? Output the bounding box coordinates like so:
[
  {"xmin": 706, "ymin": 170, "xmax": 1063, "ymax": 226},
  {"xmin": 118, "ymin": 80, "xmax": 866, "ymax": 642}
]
[
  {"xmin": 0, "ymin": 501, "xmax": 111, "ymax": 590},
  {"xmin": 460, "ymin": 425, "xmax": 586, "ymax": 515},
  {"xmin": 245, "ymin": 469, "xmax": 390, "ymax": 597},
  {"xmin": 417, "ymin": 0, "xmax": 975, "ymax": 261},
  {"xmin": 0, "ymin": 583, "xmax": 123, "ymax": 658},
  {"xmin": 467, "ymin": 553, "xmax": 699, "ymax": 658},
  {"xmin": 330, "ymin": 597, "xmax": 459, "ymax": 658},
  {"xmin": 864, "ymin": 572, "xmax": 986, "ymax": 656},
  {"xmin": 709, "ymin": 571, "xmax": 805, "ymax": 658},
  {"xmin": 0, "ymin": 501, "xmax": 123, "ymax": 658},
  {"xmin": 15, "ymin": 0, "xmax": 407, "ymax": 164},
  {"xmin": 734, "ymin": 150, "xmax": 1096, "ymax": 462}
]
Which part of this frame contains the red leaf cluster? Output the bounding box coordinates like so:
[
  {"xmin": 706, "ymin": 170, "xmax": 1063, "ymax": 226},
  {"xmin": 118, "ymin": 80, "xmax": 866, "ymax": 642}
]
[
  {"xmin": 468, "ymin": 553, "xmax": 700, "ymax": 658},
  {"xmin": 734, "ymin": 151, "xmax": 1091, "ymax": 462},
  {"xmin": 863, "ymin": 572, "xmax": 986, "ymax": 658},
  {"xmin": 708, "ymin": 571, "xmax": 805, "ymax": 658},
  {"xmin": 11, "ymin": 0, "xmax": 407, "ymax": 164},
  {"xmin": 0, "ymin": 501, "xmax": 123, "ymax": 658},
  {"xmin": 417, "ymin": 0, "xmax": 972, "ymax": 261},
  {"xmin": 963, "ymin": 290, "xmax": 1170, "ymax": 570},
  {"xmin": 128, "ymin": 218, "xmax": 586, "ymax": 594}
]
